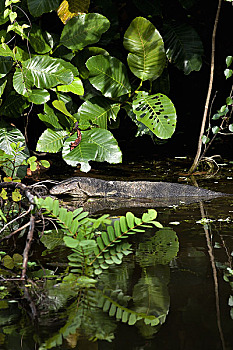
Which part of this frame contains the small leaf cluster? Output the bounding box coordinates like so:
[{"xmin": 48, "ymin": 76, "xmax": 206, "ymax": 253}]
[
  {"xmin": 0, "ymin": 140, "xmax": 50, "ymax": 179},
  {"xmin": 202, "ymin": 55, "xmax": 233, "ymax": 145}
]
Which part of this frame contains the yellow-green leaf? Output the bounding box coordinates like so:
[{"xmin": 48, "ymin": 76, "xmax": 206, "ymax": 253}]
[{"xmin": 12, "ymin": 189, "xmax": 22, "ymax": 202}]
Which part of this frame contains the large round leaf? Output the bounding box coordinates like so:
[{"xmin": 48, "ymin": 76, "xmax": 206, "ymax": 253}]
[
  {"xmin": 36, "ymin": 129, "xmax": 68, "ymax": 153},
  {"xmin": 22, "ymin": 56, "xmax": 74, "ymax": 89},
  {"xmin": 77, "ymin": 97, "xmax": 120, "ymax": 129},
  {"xmin": 60, "ymin": 13, "xmax": 110, "ymax": 50},
  {"xmin": 72, "ymin": 46, "xmax": 109, "ymax": 79},
  {"xmin": 86, "ymin": 55, "xmax": 131, "ymax": 98},
  {"xmin": 163, "ymin": 21, "xmax": 204, "ymax": 75},
  {"xmin": 27, "ymin": 0, "xmax": 60, "ymax": 17},
  {"xmin": 62, "ymin": 132, "xmax": 97, "ymax": 171},
  {"xmin": 132, "ymin": 91, "xmax": 176, "ymax": 139},
  {"xmin": 123, "ymin": 17, "xmax": 166, "ymax": 81},
  {"xmin": 62, "ymin": 128, "xmax": 122, "ymax": 172}
]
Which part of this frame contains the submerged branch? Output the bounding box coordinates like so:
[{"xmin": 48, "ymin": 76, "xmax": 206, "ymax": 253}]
[{"xmin": 199, "ymin": 202, "xmax": 226, "ymax": 350}]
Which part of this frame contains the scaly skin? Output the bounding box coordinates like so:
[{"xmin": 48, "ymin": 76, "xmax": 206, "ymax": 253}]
[{"xmin": 50, "ymin": 177, "xmax": 228, "ymax": 199}]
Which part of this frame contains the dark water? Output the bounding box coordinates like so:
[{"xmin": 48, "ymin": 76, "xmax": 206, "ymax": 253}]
[
  {"xmin": 96, "ymin": 195, "xmax": 233, "ymax": 350},
  {"xmin": 1, "ymin": 162, "xmax": 233, "ymax": 350}
]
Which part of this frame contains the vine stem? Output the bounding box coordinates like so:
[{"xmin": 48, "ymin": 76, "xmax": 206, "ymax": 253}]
[{"xmin": 189, "ymin": 0, "xmax": 222, "ymax": 173}]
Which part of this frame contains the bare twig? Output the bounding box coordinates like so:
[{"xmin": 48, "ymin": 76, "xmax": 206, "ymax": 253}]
[
  {"xmin": 21, "ymin": 210, "xmax": 35, "ymax": 280},
  {"xmin": 189, "ymin": 0, "xmax": 223, "ymax": 173},
  {"xmin": 0, "ymin": 221, "xmax": 31, "ymax": 242},
  {"xmin": 0, "ymin": 207, "xmax": 31, "ymax": 236}
]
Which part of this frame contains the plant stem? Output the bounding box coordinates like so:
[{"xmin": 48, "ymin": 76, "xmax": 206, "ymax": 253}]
[{"xmin": 189, "ymin": 0, "xmax": 222, "ymax": 173}]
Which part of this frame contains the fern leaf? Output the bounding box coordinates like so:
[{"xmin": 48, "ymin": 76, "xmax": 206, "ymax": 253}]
[
  {"xmin": 125, "ymin": 211, "xmax": 134, "ymax": 227},
  {"xmin": 120, "ymin": 216, "xmax": 128, "ymax": 232},
  {"xmin": 101, "ymin": 231, "xmax": 111, "ymax": 245},
  {"xmin": 107, "ymin": 226, "xmax": 115, "ymax": 241},
  {"xmin": 114, "ymin": 220, "xmax": 121, "ymax": 237},
  {"xmin": 116, "ymin": 307, "xmax": 122, "ymax": 319},
  {"xmin": 97, "ymin": 289, "xmax": 160, "ymax": 327},
  {"xmin": 53, "ymin": 199, "xmax": 59, "ymax": 216}
]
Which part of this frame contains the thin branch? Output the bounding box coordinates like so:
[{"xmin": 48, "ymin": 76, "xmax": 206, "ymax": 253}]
[
  {"xmin": 189, "ymin": 0, "xmax": 223, "ymax": 173},
  {"xmin": 0, "ymin": 221, "xmax": 31, "ymax": 242},
  {"xmin": 0, "ymin": 207, "xmax": 31, "ymax": 236},
  {"xmin": 21, "ymin": 211, "xmax": 35, "ymax": 280}
]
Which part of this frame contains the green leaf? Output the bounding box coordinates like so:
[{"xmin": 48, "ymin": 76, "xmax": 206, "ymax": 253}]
[
  {"xmin": 88, "ymin": 128, "xmax": 122, "ymax": 164},
  {"xmin": 212, "ymin": 126, "xmax": 220, "ymax": 134},
  {"xmin": 202, "ymin": 135, "xmax": 210, "ymax": 144},
  {"xmin": 0, "ymin": 56, "xmax": 13, "ymax": 78},
  {"xmin": 13, "ymin": 67, "xmax": 33, "ymax": 97},
  {"xmin": 226, "ymin": 56, "xmax": 233, "ymax": 68},
  {"xmin": 132, "ymin": 91, "xmax": 177, "ymax": 139},
  {"xmin": 57, "ymin": 77, "xmax": 84, "ymax": 95},
  {"xmin": 40, "ymin": 159, "xmax": 50, "ymax": 168},
  {"xmin": 52, "ymin": 100, "xmax": 75, "ymax": 121},
  {"xmin": 22, "ymin": 56, "xmax": 74, "ymax": 89},
  {"xmin": 36, "ymin": 129, "xmax": 68, "ymax": 153},
  {"xmin": 128, "ymin": 313, "xmax": 137, "ymax": 325},
  {"xmin": 142, "ymin": 209, "xmax": 157, "ymax": 222},
  {"xmin": 28, "ymin": 24, "xmax": 53, "ymax": 53},
  {"xmin": 60, "ymin": 13, "xmax": 110, "ymax": 50},
  {"xmin": 27, "ymin": 0, "xmax": 60, "ymax": 17},
  {"xmin": 86, "ymin": 55, "xmax": 131, "ymax": 97},
  {"xmin": 77, "ymin": 97, "xmax": 120, "ymax": 129},
  {"xmin": 62, "ymin": 128, "xmax": 122, "ymax": 171},
  {"xmin": 62, "ymin": 132, "xmax": 97, "ymax": 170},
  {"xmin": 0, "ymin": 44, "xmax": 14, "ymax": 58},
  {"xmin": 226, "ymin": 97, "xmax": 233, "ymax": 105},
  {"xmin": 72, "ymin": 46, "xmax": 109, "ymax": 79},
  {"xmin": 38, "ymin": 104, "xmax": 62, "ymax": 129},
  {"xmin": 229, "ymin": 124, "xmax": 233, "ymax": 132},
  {"xmin": 123, "ymin": 17, "xmax": 166, "ymax": 81},
  {"xmin": 64, "ymin": 236, "xmax": 79, "ymax": 248},
  {"xmin": 28, "ymin": 89, "xmax": 50, "ymax": 104},
  {"xmin": 212, "ymin": 113, "xmax": 220, "ymax": 120},
  {"xmin": 164, "ymin": 21, "xmax": 204, "ymax": 75},
  {"xmin": 224, "ymin": 68, "xmax": 233, "ymax": 79}
]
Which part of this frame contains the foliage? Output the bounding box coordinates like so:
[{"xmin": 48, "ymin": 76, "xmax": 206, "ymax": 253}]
[
  {"xmin": 31, "ymin": 197, "xmax": 179, "ymax": 348},
  {"xmin": 200, "ymin": 56, "xmax": 233, "ymax": 158},
  {"xmin": 0, "ymin": 0, "xmax": 210, "ymax": 173},
  {"xmin": 0, "ymin": 186, "xmax": 179, "ymax": 348},
  {"xmin": 0, "ymin": 136, "xmax": 50, "ymax": 179}
]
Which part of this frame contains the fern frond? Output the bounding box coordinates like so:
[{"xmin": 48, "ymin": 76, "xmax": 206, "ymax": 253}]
[
  {"xmin": 90, "ymin": 209, "xmax": 162, "ymax": 274},
  {"xmin": 35, "ymin": 197, "xmax": 89, "ymax": 235},
  {"xmin": 97, "ymin": 289, "xmax": 160, "ymax": 326}
]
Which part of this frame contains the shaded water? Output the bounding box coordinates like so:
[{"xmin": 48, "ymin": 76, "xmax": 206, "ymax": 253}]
[
  {"xmin": 1, "ymin": 161, "xmax": 233, "ymax": 350},
  {"xmin": 96, "ymin": 196, "xmax": 233, "ymax": 350}
]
